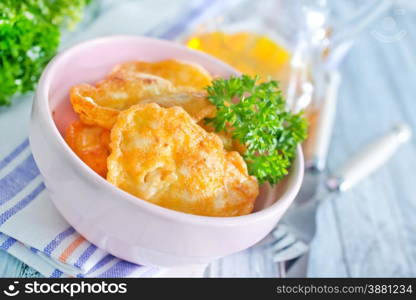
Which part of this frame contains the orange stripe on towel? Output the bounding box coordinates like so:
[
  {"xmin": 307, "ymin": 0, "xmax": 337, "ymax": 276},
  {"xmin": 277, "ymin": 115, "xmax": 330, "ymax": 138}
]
[{"xmin": 59, "ymin": 236, "xmax": 85, "ymax": 262}]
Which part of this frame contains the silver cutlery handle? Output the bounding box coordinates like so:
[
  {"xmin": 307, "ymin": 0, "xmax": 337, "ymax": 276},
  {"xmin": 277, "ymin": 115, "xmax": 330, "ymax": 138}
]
[
  {"xmin": 307, "ymin": 71, "xmax": 341, "ymax": 170},
  {"xmin": 327, "ymin": 123, "xmax": 412, "ymax": 192}
]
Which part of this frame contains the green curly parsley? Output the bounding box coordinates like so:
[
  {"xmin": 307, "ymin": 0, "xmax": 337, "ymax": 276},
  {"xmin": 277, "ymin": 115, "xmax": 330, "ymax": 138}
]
[
  {"xmin": 205, "ymin": 75, "xmax": 308, "ymax": 185},
  {"xmin": 0, "ymin": 0, "xmax": 91, "ymax": 106}
]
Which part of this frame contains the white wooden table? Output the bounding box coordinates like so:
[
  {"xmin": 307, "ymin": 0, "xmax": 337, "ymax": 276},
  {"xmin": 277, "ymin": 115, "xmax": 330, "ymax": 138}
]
[
  {"xmin": 210, "ymin": 1, "xmax": 416, "ymax": 277},
  {"xmin": 1, "ymin": 0, "xmax": 416, "ymax": 277}
]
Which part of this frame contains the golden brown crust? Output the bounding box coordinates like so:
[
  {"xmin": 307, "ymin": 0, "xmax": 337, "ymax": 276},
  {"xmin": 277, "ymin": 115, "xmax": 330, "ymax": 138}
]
[
  {"xmin": 223, "ymin": 152, "xmax": 258, "ymax": 216},
  {"xmin": 70, "ymin": 73, "xmax": 174, "ymax": 129},
  {"xmin": 70, "ymin": 84, "xmax": 119, "ymax": 129},
  {"xmin": 107, "ymin": 103, "xmax": 258, "ymax": 217},
  {"xmin": 65, "ymin": 121, "xmax": 110, "ymax": 177},
  {"xmin": 94, "ymin": 72, "xmax": 175, "ymax": 109},
  {"xmin": 198, "ymin": 121, "xmax": 247, "ymax": 154},
  {"xmin": 110, "ymin": 59, "xmax": 212, "ymax": 90},
  {"xmin": 68, "ymin": 60, "xmax": 258, "ymax": 216},
  {"xmin": 140, "ymin": 91, "xmax": 216, "ymax": 122},
  {"xmin": 70, "ymin": 61, "xmax": 215, "ymax": 129}
]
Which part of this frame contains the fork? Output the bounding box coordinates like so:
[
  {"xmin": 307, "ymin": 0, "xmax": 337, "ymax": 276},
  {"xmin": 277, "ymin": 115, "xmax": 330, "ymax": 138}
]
[{"xmin": 271, "ymin": 123, "xmax": 412, "ymax": 276}]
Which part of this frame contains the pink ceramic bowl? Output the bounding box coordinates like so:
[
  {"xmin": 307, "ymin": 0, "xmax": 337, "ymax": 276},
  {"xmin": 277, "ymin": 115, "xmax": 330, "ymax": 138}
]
[{"xmin": 29, "ymin": 36, "xmax": 304, "ymax": 267}]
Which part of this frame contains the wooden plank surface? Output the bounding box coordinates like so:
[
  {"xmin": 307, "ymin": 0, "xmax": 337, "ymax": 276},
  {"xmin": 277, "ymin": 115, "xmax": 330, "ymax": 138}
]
[{"xmin": 210, "ymin": 2, "xmax": 416, "ymax": 277}]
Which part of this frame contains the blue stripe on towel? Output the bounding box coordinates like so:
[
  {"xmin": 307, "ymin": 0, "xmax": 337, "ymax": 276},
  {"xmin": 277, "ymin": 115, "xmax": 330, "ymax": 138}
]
[
  {"xmin": 0, "ymin": 155, "xmax": 40, "ymax": 206},
  {"xmin": 43, "ymin": 227, "xmax": 76, "ymax": 256},
  {"xmin": 0, "ymin": 237, "xmax": 17, "ymax": 250},
  {"xmin": 0, "ymin": 182, "xmax": 45, "ymax": 226},
  {"xmin": 74, "ymin": 244, "xmax": 97, "ymax": 268},
  {"xmin": 97, "ymin": 260, "xmax": 138, "ymax": 278},
  {"xmin": 0, "ymin": 139, "xmax": 29, "ymax": 170},
  {"xmin": 77, "ymin": 254, "xmax": 114, "ymax": 277},
  {"xmin": 50, "ymin": 269, "xmax": 63, "ymax": 278}
]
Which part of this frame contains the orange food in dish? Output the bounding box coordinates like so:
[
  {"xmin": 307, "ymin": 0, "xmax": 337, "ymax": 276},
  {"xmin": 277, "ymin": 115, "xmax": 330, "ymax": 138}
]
[
  {"xmin": 140, "ymin": 91, "xmax": 216, "ymax": 122},
  {"xmin": 70, "ymin": 61, "xmax": 215, "ymax": 129},
  {"xmin": 66, "ymin": 59, "xmax": 259, "ymax": 217},
  {"xmin": 110, "ymin": 59, "xmax": 212, "ymax": 90},
  {"xmin": 198, "ymin": 121, "xmax": 246, "ymax": 154},
  {"xmin": 70, "ymin": 73, "xmax": 174, "ymax": 129},
  {"xmin": 107, "ymin": 103, "xmax": 258, "ymax": 217},
  {"xmin": 65, "ymin": 121, "xmax": 110, "ymax": 177}
]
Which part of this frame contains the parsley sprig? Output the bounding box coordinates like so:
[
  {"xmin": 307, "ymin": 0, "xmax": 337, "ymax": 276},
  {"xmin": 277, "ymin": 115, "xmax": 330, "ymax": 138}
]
[
  {"xmin": 205, "ymin": 75, "xmax": 307, "ymax": 185},
  {"xmin": 0, "ymin": 0, "xmax": 91, "ymax": 106}
]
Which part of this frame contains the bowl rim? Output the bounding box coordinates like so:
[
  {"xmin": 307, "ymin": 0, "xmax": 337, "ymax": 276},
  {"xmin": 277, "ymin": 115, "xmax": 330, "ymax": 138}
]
[{"xmin": 34, "ymin": 35, "xmax": 304, "ymax": 226}]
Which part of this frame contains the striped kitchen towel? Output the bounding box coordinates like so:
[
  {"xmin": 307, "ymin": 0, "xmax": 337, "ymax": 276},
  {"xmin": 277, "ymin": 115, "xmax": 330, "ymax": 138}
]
[
  {"xmin": 0, "ymin": 138, "xmax": 161, "ymax": 277},
  {"xmin": 0, "ymin": 0, "xmax": 226, "ymax": 277}
]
